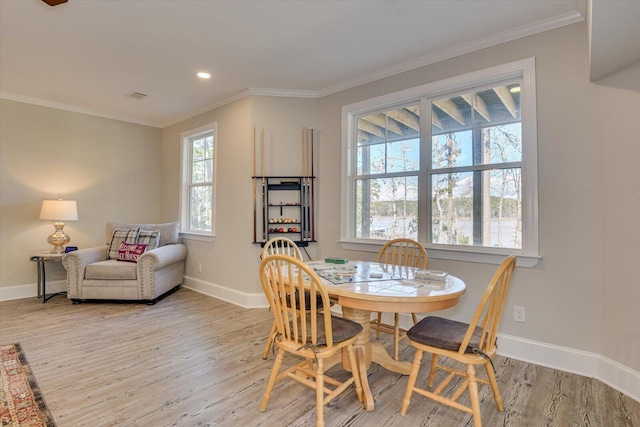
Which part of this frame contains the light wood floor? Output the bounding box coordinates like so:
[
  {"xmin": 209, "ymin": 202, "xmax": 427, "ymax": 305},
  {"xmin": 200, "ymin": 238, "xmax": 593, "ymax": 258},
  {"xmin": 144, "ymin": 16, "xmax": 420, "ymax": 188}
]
[{"xmin": 1, "ymin": 288, "xmax": 637, "ymax": 427}]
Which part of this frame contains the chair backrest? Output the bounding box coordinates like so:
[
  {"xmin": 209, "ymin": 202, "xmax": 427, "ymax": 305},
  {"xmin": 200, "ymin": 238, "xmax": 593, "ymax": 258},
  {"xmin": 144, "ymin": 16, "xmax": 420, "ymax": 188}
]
[
  {"xmin": 458, "ymin": 255, "xmax": 517, "ymax": 356},
  {"xmin": 261, "ymin": 237, "xmax": 304, "ymax": 260},
  {"xmin": 376, "ymin": 238, "xmax": 428, "ymax": 269},
  {"xmin": 260, "ymin": 254, "xmax": 335, "ymax": 350}
]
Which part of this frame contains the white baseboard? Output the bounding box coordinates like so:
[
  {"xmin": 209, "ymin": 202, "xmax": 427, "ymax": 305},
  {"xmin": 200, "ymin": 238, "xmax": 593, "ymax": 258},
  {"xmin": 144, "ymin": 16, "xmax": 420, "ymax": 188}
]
[
  {"xmin": 497, "ymin": 333, "xmax": 639, "ymax": 402},
  {"xmin": 380, "ymin": 312, "xmax": 640, "ymax": 403},
  {"xmin": 0, "ymin": 281, "xmax": 66, "ymax": 302},
  {"xmin": 182, "ymin": 275, "xmax": 267, "ymax": 309},
  {"xmin": 3, "ymin": 278, "xmax": 638, "ymax": 402}
]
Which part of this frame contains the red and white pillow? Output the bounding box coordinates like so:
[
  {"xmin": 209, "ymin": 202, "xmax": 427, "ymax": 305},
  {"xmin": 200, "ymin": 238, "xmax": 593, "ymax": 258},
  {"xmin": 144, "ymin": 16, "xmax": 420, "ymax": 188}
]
[{"xmin": 117, "ymin": 242, "xmax": 148, "ymax": 263}]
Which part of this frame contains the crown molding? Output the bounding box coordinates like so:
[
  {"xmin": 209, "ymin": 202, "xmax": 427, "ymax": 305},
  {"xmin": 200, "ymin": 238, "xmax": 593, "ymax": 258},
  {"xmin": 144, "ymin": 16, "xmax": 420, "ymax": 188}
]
[
  {"xmin": 161, "ymin": 88, "xmax": 318, "ymax": 128},
  {"xmin": 317, "ymin": 10, "xmax": 585, "ymax": 98},
  {"xmin": 248, "ymin": 87, "xmax": 318, "ymax": 98},
  {"xmin": 161, "ymin": 89, "xmax": 253, "ymax": 128},
  {"xmin": 0, "ymin": 91, "xmax": 163, "ymax": 128}
]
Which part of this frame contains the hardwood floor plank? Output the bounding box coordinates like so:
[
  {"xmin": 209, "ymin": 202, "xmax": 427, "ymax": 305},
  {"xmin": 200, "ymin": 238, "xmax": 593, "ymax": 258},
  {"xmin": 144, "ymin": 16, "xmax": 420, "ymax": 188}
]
[{"xmin": 1, "ymin": 288, "xmax": 637, "ymax": 427}]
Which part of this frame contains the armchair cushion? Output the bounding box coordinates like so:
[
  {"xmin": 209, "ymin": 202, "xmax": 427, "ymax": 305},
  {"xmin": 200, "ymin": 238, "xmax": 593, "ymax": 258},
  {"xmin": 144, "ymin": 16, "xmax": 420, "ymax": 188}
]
[
  {"xmin": 106, "ymin": 222, "xmax": 179, "ymax": 247},
  {"xmin": 85, "ymin": 259, "xmax": 137, "ymax": 280},
  {"xmin": 107, "ymin": 228, "xmax": 140, "ymax": 259}
]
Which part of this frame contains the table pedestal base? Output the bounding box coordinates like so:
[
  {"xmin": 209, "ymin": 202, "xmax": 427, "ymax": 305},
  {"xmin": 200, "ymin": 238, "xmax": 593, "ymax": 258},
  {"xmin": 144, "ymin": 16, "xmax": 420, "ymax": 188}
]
[{"xmin": 330, "ymin": 306, "xmax": 412, "ymax": 411}]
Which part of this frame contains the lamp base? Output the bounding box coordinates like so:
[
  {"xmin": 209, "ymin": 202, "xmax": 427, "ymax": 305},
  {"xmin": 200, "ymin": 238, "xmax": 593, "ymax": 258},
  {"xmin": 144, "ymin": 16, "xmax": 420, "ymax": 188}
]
[{"xmin": 47, "ymin": 221, "xmax": 70, "ymax": 254}]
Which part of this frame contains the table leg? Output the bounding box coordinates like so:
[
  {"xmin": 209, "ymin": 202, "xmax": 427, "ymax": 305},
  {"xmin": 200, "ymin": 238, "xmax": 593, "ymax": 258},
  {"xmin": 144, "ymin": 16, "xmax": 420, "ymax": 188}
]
[
  {"xmin": 341, "ymin": 306, "xmax": 374, "ymax": 410},
  {"xmin": 40, "ymin": 260, "xmax": 46, "ymax": 303},
  {"xmin": 340, "ymin": 305, "xmax": 414, "ymax": 410},
  {"xmin": 31, "ymin": 256, "xmax": 46, "ymax": 302},
  {"xmin": 370, "ymin": 341, "xmax": 412, "ymax": 375},
  {"xmin": 36, "ymin": 259, "xmax": 43, "ymax": 299}
]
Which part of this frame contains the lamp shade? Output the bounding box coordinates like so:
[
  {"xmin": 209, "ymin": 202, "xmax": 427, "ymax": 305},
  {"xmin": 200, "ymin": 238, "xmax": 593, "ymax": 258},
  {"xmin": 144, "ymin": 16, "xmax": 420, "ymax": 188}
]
[{"xmin": 39, "ymin": 199, "xmax": 78, "ymax": 221}]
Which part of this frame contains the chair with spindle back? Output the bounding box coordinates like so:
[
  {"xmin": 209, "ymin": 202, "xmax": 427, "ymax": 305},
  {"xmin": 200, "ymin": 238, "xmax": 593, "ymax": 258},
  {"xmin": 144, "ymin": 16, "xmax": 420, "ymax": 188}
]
[
  {"xmin": 259, "ymin": 254, "xmax": 363, "ymax": 427},
  {"xmin": 400, "ymin": 255, "xmax": 517, "ymax": 427},
  {"xmin": 261, "ymin": 237, "xmax": 304, "ymax": 359},
  {"xmin": 371, "ymin": 238, "xmax": 428, "ymax": 360}
]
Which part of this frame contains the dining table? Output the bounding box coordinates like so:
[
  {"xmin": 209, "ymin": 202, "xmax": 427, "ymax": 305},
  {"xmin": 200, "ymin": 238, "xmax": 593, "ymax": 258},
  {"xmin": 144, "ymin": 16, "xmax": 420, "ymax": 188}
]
[{"xmin": 306, "ymin": 259, "xmax": 466, "ymax": 411}]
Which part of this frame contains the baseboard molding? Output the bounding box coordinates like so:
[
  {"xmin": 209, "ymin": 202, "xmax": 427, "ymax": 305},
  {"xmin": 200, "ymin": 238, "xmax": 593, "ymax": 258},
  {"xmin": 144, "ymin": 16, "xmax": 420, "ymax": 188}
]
[
  {"xmin": 382, "ymin": 312, "xmax": 640, "ymax": 403},
  {"xmin": 0, "ymin": 281, "xmax": 66, "ymax": 302},
  {"xmin": 182, "ymin": 275, "xmax": 267, "ymax": 309},
  {"xmin": 3, "ymin": 277, "xmax": 638, "ymax": 402},
  {"xmin": 497, "ymin": 333, "xmax": 639, "ymax": 402}
]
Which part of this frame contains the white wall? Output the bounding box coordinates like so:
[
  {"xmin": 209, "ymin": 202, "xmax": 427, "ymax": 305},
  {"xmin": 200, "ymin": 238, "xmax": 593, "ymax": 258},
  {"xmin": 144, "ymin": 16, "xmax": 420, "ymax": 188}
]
[
  {"xmin": 160, "ymin": 96, "xmax": 317, "ymax": 304},
  {"xmin": 0, "ymin": 100, "xmax": 163, "ymax": 295},
  {"xmin": 597, "ymin": 63, "xmax": 640, "ymax": 371}
]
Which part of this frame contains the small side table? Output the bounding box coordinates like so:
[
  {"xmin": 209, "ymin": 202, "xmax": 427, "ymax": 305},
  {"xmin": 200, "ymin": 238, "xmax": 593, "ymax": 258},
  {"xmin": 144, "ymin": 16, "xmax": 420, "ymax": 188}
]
[{"xmin": 30, "ymin": 252, "xmax": 66, "ymax": 303}]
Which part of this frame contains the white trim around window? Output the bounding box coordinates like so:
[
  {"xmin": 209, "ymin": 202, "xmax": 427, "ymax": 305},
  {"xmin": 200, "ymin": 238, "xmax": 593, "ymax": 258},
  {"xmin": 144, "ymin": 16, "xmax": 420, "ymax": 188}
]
[
  {"xmin": 180, "ymin": 122, "xmax": 217, "ymax": 241},
  {"xmin": 340, "ymin": 58, "xmax": 540, "ymax": 267}
]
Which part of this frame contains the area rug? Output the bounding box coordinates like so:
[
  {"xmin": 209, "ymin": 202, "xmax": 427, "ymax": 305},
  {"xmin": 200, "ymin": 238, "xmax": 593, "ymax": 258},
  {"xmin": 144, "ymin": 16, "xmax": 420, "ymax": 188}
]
[{"xmin": 1, "ymin": 343, "xmax": 56, "ymax": 427}]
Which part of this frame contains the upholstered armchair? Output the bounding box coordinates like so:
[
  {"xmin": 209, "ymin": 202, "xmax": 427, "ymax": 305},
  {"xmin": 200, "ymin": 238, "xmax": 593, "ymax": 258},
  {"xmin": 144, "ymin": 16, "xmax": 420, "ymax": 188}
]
[{"xmin": 62, "ymin": 222, "xmax": 187, "ymax": 304}]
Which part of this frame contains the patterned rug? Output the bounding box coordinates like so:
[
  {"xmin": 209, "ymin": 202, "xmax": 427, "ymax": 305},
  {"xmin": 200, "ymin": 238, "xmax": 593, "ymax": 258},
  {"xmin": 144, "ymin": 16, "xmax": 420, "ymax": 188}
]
[{"xmin": 0, "ymin": 343, "xmax": 56, "ymax": 427}]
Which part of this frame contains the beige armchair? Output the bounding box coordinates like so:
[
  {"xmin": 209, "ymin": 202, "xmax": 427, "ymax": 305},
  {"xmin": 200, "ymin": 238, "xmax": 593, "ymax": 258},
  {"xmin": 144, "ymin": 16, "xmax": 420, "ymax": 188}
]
[{"xmin": 62, "ymin": 222, "xmax": 187, "ymax": 304}]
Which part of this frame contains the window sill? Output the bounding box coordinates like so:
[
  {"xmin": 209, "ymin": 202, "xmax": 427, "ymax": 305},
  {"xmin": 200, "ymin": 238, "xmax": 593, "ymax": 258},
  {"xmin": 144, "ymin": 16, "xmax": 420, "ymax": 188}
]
[
  {"xmin": 180, "ymin": 232, "xmax": 216, "ymax": 243},
  {"xmin": 338, "ymin": 240, "xmax": 540, "ymax": 267}
]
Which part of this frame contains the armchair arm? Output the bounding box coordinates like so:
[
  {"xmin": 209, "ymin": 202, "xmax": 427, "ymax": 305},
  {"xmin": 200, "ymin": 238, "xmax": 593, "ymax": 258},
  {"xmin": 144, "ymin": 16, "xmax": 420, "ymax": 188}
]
[
  {"xmin": 137, "ymin": 244, "xmax": 187, "ymax": 300},
  {"xmin": 62, "ymin": 245, "xmax": 108, "ymax": 298},
  {"xmin": 138, "ymin": 244, "xmax": 187, "ymax": 270}
]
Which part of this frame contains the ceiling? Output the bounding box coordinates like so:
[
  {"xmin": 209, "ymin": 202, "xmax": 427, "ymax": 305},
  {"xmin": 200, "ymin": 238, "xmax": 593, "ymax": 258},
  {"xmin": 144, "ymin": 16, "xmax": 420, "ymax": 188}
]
[{"xmin": 0, "ymin": 0, "xmax": 637, "ymax": 128}]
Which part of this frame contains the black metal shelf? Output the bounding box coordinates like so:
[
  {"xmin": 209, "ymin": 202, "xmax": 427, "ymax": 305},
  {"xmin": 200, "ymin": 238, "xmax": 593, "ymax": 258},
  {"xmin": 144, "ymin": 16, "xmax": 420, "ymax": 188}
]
[{"xmin": 253, "ymin": 176, "xmax": 315, "ymax": 245}]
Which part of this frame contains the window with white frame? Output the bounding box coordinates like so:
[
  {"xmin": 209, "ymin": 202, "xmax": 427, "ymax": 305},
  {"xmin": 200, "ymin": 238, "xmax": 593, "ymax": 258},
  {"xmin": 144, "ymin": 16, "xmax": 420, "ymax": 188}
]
[
  {"xmin": 180, "ymin": 123, "xmax": 216, "ymax": 237},
  {"xmin": 341, "ymin": 59, "xmax": 539, "ymax": 265}
]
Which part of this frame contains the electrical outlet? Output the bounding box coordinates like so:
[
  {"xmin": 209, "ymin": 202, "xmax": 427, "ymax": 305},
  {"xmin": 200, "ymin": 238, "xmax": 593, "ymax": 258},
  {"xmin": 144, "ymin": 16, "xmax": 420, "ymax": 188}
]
[
  {"xmin": 514, "ymin": 306, "xmax": 525, "ymax": 323},
  {"xmin": 198, "ymin": 262, "xmax": 202, "ymax": 273}
]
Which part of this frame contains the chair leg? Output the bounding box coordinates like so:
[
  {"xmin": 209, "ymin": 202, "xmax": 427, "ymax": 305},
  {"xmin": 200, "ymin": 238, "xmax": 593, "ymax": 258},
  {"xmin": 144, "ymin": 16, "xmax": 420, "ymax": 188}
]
[
  {"xmin": 375, "ymin": 312, "xmax": 382, "ymax": 338},
  {"xmin": 428, "ymin": 354, "xmax": 439, "ymax": 387},
  {"xmin": 467, "ymin": 364, "xmax": 482, "ymax": 427},
  {"xmin": 315, "ymin": 359, "xmax": 325, "ymax": 427},
  {"xmin": 484, "ymin": 360, "xmax": 504, "ymax": 411},
  {"xmin": 393, "ymin": 313, "xmax": 400, "ymax": 360},
  {"xmin": 260, "ymin": 349, "xmax": 284, "ymax": 411},
  {"xmin": 262, "ymin": 321, "xmax": 277, "ymax": 359},
  {"xmin": 401, "ymin": 348, "xmax": 424, "ymax": 415},
  {"xmin": 411, "ymin": 312, "xmax": 418, "ymax": 325}
]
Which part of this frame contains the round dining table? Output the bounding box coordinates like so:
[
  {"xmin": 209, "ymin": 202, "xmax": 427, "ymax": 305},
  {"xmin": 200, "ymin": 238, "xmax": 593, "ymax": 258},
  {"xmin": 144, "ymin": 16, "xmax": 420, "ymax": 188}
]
[{"xmin": 306, "ymin": 260, "xmax": 466, "ymax": 411}]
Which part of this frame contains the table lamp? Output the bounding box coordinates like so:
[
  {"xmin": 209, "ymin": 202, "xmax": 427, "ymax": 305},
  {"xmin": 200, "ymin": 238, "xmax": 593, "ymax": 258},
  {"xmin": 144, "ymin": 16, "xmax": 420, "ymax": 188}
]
[{"xmin": 39, "ymin": 199, "xmax": 78, "ymax": 254}]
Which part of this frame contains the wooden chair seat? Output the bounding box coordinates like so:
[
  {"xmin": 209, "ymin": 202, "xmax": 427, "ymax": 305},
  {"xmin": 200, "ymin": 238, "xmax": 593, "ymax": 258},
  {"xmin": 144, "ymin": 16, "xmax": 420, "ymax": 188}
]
[
  {"xmin": 295, "ymin": 313, "xmax": 363, "ymax": 346},
  {"xmin": 407, "ymin": 316, "xmax": 482, "ymax": 352}
]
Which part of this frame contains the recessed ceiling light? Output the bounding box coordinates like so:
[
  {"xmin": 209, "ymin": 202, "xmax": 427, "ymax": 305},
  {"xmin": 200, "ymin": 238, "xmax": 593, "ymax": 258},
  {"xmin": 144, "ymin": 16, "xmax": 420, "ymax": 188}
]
[{"xmin": 197, "ymin": 72, "xmax": 211, "ymax": 79}]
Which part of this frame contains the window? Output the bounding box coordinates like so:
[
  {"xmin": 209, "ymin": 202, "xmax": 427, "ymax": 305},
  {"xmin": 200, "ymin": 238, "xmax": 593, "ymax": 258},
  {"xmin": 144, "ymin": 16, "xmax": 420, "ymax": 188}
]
[
  {"xmin": 341, "ymin": 59, "xmax": 539, "ymax": 266},
  {"xmin": 180, "ymin": 123, "xmax": 216, "ymax": 237}
]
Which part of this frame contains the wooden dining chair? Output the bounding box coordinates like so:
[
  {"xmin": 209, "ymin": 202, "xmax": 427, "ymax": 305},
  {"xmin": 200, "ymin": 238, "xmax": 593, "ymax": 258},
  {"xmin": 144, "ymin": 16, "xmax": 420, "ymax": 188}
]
[
  {"xmin": 371, "ymin": 238, "xmax": 428, "ymax": 360},
  {"xmin": 259, "ymin": 254, "xmax": 364, "ymax": 427},
  {"xmin": 261, "ymin": 237, "xmax": 304, "ymax": 359},
  {"xmin": 400, "ymin": 255, "xmax": 517, "ymax": 427}
]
